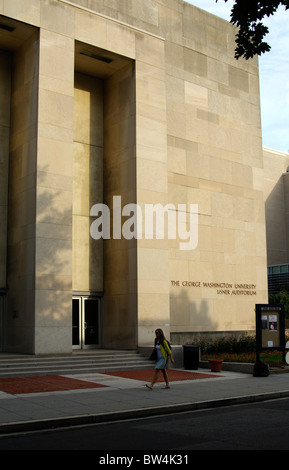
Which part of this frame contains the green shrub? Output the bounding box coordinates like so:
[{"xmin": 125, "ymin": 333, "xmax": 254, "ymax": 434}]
[
  {"xmin": 194, "ymin": 334, "xmax": 256, "ymax": 354},
  {"xmin": 194, "ymin": 332, "xmax": 289, "ymax": 355}
]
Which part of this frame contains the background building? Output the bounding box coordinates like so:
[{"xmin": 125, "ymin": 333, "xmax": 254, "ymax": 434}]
[
  {"xmin": 0, "ymin": 0, "xmax": 268, "ymax": 355},
  {"xmin": 263, "ymin": 147, "xmax": 289, "ymax": 296}
]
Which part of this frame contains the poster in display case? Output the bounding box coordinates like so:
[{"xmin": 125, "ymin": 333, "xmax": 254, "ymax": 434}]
[{"xmin": 255, "ymin": 304, "xmax": 285, "ymax": 362}]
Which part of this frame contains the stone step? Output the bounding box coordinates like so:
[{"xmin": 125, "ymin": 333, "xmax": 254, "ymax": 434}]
[
  {"xmin": 0, "ymin": 352, "xmax": 141, "ymax": 366},
  {"xmin": 0, "ymin": 351, "xmax": 153, "ymax": 378}
]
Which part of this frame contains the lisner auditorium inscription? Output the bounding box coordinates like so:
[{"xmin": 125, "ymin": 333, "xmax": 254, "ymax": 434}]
[{"xmin": 171, "ymin": 280, "xmax": 257, "ymax": 296}]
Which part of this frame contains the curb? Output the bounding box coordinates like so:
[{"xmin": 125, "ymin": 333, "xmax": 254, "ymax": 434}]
[{"xmin": 1, "ymin": 389, "xmax": 289, "ymax": 435}]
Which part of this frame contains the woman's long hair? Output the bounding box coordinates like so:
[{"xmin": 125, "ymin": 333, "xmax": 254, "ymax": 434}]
[{"xmin": 155, "ymin": 328, "xmax": 166, "ymax": 344}]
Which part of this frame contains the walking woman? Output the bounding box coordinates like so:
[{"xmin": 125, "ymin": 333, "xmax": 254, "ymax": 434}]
[{"xmin": 146, "ymin": 329, "xmax": 174, "ymax": 390}]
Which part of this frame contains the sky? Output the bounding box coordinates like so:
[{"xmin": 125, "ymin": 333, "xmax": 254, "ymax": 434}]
[{"xmin": 185, "ymin": 0, "xmax": 289, "ymax": 153}]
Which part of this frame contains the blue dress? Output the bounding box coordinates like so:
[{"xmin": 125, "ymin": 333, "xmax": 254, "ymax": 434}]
[{"xmin": 155, "ymin": 344, "xmax": 167, "ymax": 369}]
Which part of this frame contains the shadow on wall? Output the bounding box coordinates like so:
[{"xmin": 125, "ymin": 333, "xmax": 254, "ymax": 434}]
[
  {"xmin": 35, "ymin": 165, "xmax": 73, "ymax": 316},
  {"xmin": 37, "ymin": 166, "xmax": 72, "ymax": 264},
  {"xmin": 6, "ymin": 164, "xmax": 72, "ymax": 353},
  {"xmin": 170, "ymin": 288, "xmax": 218, "ymax": 344}
]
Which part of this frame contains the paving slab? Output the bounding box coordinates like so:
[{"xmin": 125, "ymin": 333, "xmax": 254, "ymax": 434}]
[{"xmin": 0, "ymin": 368, "xmax": 288, "ymax": 434}]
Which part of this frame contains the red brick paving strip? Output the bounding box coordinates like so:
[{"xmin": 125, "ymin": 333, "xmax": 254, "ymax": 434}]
[
  {"xmin": 105, "ymin": 369, "xmax": 220, "ymax": 382},
  {"xmin": 0, "ymin": 376, "xmax": 107, "ymax": 394},
  {"xmin": 0, "ymin": 370, "xmax": 220, "ymax": 394}
]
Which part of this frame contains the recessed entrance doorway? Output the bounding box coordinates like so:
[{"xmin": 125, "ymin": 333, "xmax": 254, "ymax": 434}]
[
  {"xmin": 0, "ymin": 294, "xmax": 4, "ymax": 352},
  {"xmin": 72, "ymin": 297, "xmax": 101, "ymax": 349}
]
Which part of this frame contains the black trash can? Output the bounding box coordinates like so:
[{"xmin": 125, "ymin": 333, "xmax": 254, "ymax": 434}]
[{"xmin": 183, "ymin": 345, "xmax": 199, "ymax": 370}]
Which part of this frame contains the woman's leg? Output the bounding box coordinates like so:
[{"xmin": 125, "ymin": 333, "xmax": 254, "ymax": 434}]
[
  {"xmin": 161, "ymin": 368, "xmax": 170, "ymax": 388},
  {"xmin": 151, "ymin": 369, "xmax": 160, "ymax": 387}
]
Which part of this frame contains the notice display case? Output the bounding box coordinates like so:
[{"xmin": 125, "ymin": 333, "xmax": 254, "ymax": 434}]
[{"xmin": 255, "ymin": 304, "xmax": 285, "ymax": 362}]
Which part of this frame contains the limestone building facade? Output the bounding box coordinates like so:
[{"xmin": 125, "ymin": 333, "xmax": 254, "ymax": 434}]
[{"xmin": 0, "ymin": 0, "xmax": 268, "ymax": 354}]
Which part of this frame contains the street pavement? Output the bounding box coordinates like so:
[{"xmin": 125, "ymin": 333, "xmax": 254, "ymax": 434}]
[{"xmin": 0, "ymin": 366, "xmax": 289, "ymax": 434}]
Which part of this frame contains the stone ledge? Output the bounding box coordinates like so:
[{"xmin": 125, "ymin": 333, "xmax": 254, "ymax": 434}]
[{"xmin": 199, "ymin": 360, "xmax": 254, "ymax": 374}]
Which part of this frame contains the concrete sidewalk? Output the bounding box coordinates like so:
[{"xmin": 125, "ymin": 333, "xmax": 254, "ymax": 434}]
[{"xmin": 0, "ymin": 367, "xmax": 289, "ymax": 434}]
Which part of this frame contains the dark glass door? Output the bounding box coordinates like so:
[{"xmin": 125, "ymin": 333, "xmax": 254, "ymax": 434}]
[
  {"xmin": 72, "ymin": 298, "xmax": 81, "ymax": 348},
  {"xmin": 83, "ymin": 298, "xmax": 99, "ymax": 347},
  {"xmin": 72, "ymin": 297, "xmax": 100, "ymax": 349},
  {"xmin": 0, "ymin": 295, "xmax": 4, "ymax": 352}
]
